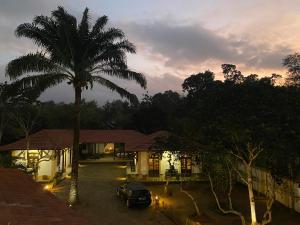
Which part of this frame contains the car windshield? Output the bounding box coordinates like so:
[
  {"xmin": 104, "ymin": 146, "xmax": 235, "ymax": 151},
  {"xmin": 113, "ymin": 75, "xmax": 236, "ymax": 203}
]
[{"xmin": 132, "ymin": 190, "xmax": 150, "ymax": 197}]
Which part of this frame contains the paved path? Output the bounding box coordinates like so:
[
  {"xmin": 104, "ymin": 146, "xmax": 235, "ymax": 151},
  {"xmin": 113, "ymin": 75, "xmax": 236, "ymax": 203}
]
[{"xmin": 54, "ymin": 163, "xmax": 174, "ymax": 225}]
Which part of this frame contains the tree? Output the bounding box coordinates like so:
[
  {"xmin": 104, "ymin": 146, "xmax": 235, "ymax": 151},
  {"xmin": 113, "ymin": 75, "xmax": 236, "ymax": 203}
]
[
  {"xmin": 207, "ymin": 154, "xmax": 247, "ymax": 225},
  {"xmin": 0, "ymin": 82, "xmax": 10, "ymax": 144},
  {"xmin": 182, "ymin": 70, "xmax": 215, "ymax": 97},
  {"xmin": 6, "ymin": 7, "xmax": 146, "ymax": 205},
  {"xmin": 11, "ymin": 101, "xmax": 40, "ymax": 151},
  {"xmin": 221, "ymin": 64, "xmax": 244, "ymax": 84},
  {"xmin": 0, "ymin": 81, "xmax": 37, "ymax": 144},
  {"xmin": 229, "ymin": 137, "xmax": 275, "ymax": 225},
  {"xmin": 283, "ymin": 53, "xmax": 300, "ymax": 86}
]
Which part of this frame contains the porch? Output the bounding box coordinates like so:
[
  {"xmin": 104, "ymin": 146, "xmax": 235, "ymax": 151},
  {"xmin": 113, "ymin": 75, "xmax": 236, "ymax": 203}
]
[
  {"xmin": 126, "ymin": 173, "xmax": 204, "ymax": 183},
  {"xmin": 126, "ymin": 151, "xmax": 203, "ymax": 182}
]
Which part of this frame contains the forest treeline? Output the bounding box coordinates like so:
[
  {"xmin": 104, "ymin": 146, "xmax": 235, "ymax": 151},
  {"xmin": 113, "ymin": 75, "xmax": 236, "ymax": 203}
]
[{"xmin": 1, "ymin": 63, "xmax": 300, "ymax": 177}]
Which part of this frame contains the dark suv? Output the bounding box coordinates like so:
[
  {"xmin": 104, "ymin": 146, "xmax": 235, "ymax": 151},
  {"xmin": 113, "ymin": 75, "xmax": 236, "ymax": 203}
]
[{"xmin": 116, "ymin": 182, "xmax": 152, "ymax": 208}]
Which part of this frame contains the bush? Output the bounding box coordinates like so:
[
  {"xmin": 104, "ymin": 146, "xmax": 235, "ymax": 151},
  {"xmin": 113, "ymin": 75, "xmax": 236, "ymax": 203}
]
[{"xmin": 0, "ymin": 152, "xmax": 13, "ymax": 168}]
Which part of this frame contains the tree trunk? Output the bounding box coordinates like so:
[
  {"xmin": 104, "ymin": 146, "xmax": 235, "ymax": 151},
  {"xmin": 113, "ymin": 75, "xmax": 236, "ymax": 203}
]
[
  {"xmin": 26, "ymin": 131, "xmax": 30, "ymax": 151},
  {"xmin": 208, "ymin": 173, "xmax": 247, "ymax": 225},
  {"xmin": 247, "ymin": 166, "xmax": 257, "ymax": 225},
  {"xmin": 0, "ymin": 130, "xmax": 2, "ymax": 145},
  {"xmin": 0, "ymin": 110, "xmax": 6, "ymax": 144},
  {"xmin": 69, "ymin": 86, "xmax": 81, "ymax": 205},
  {"xmin": 180, "ymin": 183, "xmax": 201, "ymax": 217}
]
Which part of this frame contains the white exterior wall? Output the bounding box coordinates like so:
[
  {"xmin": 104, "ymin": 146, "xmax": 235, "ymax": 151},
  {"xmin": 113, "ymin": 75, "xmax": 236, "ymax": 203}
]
[
  {"xmin": 294, "ymin": 183, "xmax": 300, "ymax": 212},
  {"xmin": 11, "ymin": 149, "xmax": 72, "ymax": 182},
  {"xmin": 128, "ymin": 151, "xmax": 202, "ymax": 178},
  {"xmin": 96, "ymin": 144, "xmax": 105, "ymax": 153},
  {"xmin": 139, "ymin": 151, "xmax": 149, "ymax": 175},
  {"xmin": 65, "ymin": 148, "xmax": 72, "ymax": 174},
  {"xmin": 238, "ymin": 163, "xmax": 300, "ymax": 213},
  {"xmin": 192, "ymin": 164, "xmax": 201, "ymax": 174},
  {"xmin": 38, "ymin": 159, "xmax": 54, "ymax": 180}
]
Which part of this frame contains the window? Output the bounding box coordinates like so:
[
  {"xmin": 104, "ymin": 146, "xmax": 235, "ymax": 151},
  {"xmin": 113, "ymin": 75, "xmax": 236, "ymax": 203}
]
[
  {"xmin": 181, "ymin": 156, "xmax": 192, "ymax": 176},
  {"xmin": 148, "ymin": 153, "xmax": 160, "ymax": 177},
  {"xmin": 28, "ymin": 152, "xmax": 39, "ymax": 168},
  {"xmin": 130, "ymin": 159, "xmax": 136, "ymax": 172}
]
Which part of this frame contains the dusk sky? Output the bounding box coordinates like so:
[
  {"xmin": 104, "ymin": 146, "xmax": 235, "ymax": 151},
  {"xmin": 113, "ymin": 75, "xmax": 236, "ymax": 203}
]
[{"xmin": 0, "ymin": 0, "xmax": 299, "ymax": 104}]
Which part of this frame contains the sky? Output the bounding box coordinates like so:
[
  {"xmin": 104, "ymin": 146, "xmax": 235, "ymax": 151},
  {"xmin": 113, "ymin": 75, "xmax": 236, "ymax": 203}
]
[{"xmin": 0, "ymin": 0, "xmax": 299, "ymax": 104}]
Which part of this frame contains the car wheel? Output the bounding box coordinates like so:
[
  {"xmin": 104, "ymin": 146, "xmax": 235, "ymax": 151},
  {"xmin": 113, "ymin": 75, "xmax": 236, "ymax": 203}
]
[{"xmin": 126, "ymin": 199, "xmax": 131, "ymax": 208}]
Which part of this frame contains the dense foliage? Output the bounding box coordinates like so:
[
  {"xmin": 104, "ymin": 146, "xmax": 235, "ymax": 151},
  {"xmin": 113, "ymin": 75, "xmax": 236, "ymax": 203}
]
[{"xmin": 1, "ymin": 63, "xmax": 300, "ymax": 177}]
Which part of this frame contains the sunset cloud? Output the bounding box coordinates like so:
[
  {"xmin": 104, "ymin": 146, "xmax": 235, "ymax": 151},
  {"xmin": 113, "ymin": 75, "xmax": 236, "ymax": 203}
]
[{"xmin": 0, "ymin": 0, "xmax": 299, "ymax": 103}]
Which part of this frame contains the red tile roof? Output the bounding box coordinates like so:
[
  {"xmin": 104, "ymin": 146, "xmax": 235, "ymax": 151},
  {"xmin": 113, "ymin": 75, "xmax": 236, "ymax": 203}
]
[
  {"xmin": 126, "ymin": 130, "xmax": 170, "ymax": 152},
  {"xmin": 0, "ymin": 168, "xmax": 89, "ymax": 225},
  {"xmin": 0, "ymin": 129, "xmax": 73, "ymax": 151},
  {"xmin": 0, "ymin": 129, "xmax": 152, "ymax": 152}
]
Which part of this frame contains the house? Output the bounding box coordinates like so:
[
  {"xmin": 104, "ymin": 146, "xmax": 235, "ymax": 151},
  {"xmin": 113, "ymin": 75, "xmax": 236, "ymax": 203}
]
[
  {"xmin": 0, "ymin": 168, "xmax": 89, "ymax": 225},
  {"xmin": 125, "ymin": 131, "xmax": 201, "ymax": 181},
  {"xmin": 0, "ymin": 129, "xmax": 201, "ymax": 182}
]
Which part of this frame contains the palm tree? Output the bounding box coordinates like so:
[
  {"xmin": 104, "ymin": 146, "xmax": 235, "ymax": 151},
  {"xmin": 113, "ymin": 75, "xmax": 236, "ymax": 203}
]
[{"xmin": 6, "ymin": 7, "xmax": 146, "ymax": 204}]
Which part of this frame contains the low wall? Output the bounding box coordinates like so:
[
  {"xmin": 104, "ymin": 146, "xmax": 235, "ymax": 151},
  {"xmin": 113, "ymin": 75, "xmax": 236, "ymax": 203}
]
[{"xmin": 238, "ymin": 163, "xmax": 300, "ymax": 213}]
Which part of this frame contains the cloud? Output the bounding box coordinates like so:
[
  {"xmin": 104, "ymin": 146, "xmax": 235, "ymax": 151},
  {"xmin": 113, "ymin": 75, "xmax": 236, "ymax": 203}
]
[
  {"xmin": 0, "ymin": 0, "xmax": 75, "ymax": 61},
  {"xmin": 0, "ymin": 0, "xmax": 297, "ymax": 104},
  {"xmin": 123, "ymin": 21, "xmax": 293, "ymax": 72}
]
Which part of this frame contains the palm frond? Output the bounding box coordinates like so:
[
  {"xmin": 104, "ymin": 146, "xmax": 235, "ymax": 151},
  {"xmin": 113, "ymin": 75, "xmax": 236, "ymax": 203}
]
[
  {"xmin": 114, "ymin": 40, "xmax": 136, "ymax": 53},
  {"xmin": 92, "ymin": 76, "xmax": 138, "ymax": 104},
  {"xmin": 93, "ymin": 27, "xmax": 125, "ymax": 42},
  {"xmin": 52, "ymin": 7, "xmax": 79, "ymax": 66},
  {"xmin": 99, "ymin": 69, "xmax": 146, "ymax": 88},
  {"xmin": 10, "ymin": 73, "xmax": 69, "ymax": 95},
  {"xmin": 33, "ymin": 15, "xmax": 56, "ymax": 31},
  {"xmin": 15, "ymin": 23, "xmax": 53, "ymax": 48},
  {"xmin": 52, "ymin": 6, "xmax": 77, "ymax": 27},
  {"xmin": 90, "ymin": 15, "xmax": 108, "ymax": 37},
  {"xmin": 6, "ymin": 53, "xmax": 61, "ymax": 80},
  {"xmin": 79, "ymin": 7, "xmax": 90, "ymax": 38}
]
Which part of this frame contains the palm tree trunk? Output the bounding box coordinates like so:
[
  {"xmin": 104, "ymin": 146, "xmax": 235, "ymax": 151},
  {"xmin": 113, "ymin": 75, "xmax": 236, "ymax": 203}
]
[{"xmin": 69, "ymin": 86, "xmax": 81, "ymax": 205}]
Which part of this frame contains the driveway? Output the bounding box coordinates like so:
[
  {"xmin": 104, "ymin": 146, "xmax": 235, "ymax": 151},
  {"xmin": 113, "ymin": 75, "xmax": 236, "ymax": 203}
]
[{"xmin": 53, "ymin": 163, "xmax": 174, "ymax": 225}]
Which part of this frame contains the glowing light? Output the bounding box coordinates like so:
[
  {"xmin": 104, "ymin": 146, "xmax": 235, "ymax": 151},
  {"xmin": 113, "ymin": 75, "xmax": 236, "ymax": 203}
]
[
  {"xmin": 44, "ymin": 185, "xmax": 50, "ymax": 190},
  {"xmin": 155, "ymin": 195, "xmax": 159, "ymax": 201},
  {"xmin": 28, "ymin": 150, "xmax": 39, "ymax": 153},
  {"xmin": 116, "ymin": 177, "xmax": 127, "ymax": 181},
  {"xmin": 116, "ymin": 165, "xmax": 126, "ymax": 169}
]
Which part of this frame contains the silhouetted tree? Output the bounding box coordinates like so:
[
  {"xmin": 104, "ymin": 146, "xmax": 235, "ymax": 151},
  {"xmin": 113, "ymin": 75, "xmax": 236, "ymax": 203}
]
[
  {"xmin": 283, "ymin": 53, "xmax": 300, "ymax": 86},
  {"xmin": 6, "ymin": 7, "xmax": 146, "ymax": 204},
  {"xmin": 222, "ymin": 64, "xmax": 244, "ymax": 84}
]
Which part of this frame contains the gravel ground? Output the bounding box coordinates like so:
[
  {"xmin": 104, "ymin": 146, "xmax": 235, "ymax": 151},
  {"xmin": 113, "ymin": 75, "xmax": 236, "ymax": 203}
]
[
  {"xmin": 53, "ymin": 163, "xmax": 175, "ymax": 225},
  {"xmin": 53, "ymin": 163, "xmax": 300, "ymax": 225}
]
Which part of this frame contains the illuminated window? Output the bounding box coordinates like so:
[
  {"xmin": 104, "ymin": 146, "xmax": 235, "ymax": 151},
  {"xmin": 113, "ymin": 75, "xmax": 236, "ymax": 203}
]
[
  {"xmin": 181, "ymin": 156, "xmax": 192, "ymax": 176},
  {"xmin": 28, "ymin": 152, "xmax": 39, "ymax": 168},
  {"xmin": 149, "ymin": 153, "xmax": 160, "ymax": 177}
]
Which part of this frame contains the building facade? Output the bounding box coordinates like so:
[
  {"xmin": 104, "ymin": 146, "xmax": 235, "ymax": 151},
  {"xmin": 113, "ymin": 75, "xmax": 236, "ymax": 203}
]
[{"xmin": 0, "ymin": 129, "xmax": 202, "ymax": 182}]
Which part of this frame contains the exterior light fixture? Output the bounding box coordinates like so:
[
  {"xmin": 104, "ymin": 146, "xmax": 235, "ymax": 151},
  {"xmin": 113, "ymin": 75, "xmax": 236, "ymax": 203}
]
[{"xmin": 154, "ymin": 195, "xmax": 160, "ymax": 207}]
